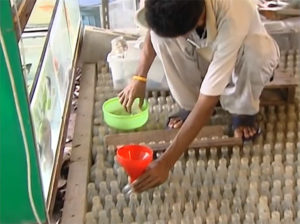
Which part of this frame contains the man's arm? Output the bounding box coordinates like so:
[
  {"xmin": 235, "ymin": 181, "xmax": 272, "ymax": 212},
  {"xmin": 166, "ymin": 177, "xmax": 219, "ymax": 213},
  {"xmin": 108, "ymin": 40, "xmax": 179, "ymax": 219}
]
[
  {"xmin": 135, "ymin": 30, "xmax": 157, "ymax": 78},
  {"xmin": 132, "ymin": 94, "xmax": 219, "ymax": 192},
  {"xmin": 119, "ymin": 31, "xmax": 156, "ymax": 112}
]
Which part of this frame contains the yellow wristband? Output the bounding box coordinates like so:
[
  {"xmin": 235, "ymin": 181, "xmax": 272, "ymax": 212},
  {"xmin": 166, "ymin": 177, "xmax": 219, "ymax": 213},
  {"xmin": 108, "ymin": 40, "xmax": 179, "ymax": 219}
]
[{"xmin": 133, "ymin": 75, "xmax": 147, "ymax": 83}]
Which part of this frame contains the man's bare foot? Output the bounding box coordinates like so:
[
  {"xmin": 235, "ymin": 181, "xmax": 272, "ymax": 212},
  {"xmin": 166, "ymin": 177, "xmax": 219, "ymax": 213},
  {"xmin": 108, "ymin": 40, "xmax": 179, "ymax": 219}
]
[
  {"xmin": 234, "ymin": 126, "xmax": 258, "ymax": 139},
  {"xmin": 168, "ymin": 117, "xmax": 184, "ymax": 129},
  {"xmin": 167, "ymin": 109, "xmax": 190, "ymax": 129}
]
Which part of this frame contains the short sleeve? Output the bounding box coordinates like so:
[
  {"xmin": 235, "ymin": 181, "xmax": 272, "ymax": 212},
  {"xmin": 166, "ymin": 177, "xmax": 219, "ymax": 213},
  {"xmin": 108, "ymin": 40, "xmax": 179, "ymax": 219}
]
[{"xmin": 200, "ymin": 1, "xmax": 253, "ymax": 96}]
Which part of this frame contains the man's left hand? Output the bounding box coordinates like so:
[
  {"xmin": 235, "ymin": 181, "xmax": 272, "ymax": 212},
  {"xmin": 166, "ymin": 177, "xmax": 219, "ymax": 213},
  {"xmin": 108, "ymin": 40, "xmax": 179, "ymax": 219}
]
[{"xmin": 131, "ymin": 158, "xmax": 169, "ymax": 193}]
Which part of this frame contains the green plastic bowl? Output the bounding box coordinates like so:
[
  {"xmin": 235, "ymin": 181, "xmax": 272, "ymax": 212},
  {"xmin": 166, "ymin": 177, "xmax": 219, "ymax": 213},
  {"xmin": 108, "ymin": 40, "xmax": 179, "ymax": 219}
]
[{"xmin": 102, "ymin": 97, "xmax": 149, "ymax": 130}]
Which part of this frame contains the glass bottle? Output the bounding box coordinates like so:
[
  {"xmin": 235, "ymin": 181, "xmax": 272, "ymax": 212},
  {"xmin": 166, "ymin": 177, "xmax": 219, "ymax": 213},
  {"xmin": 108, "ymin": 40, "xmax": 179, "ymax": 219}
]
[
  {"xmin": 192, "ymin": 165, "xmax": 202, "ymax": 188},
  {"xmin": 183, "ymin": 202, "xmax": 194, "ymax": 223},
  {"xmin": 231, "ymin": 213, "xmax": 241, "ymax": 224},
  {"xmin": 274, "ymin": 143, "xmax": 283, "ymax": 155},
  {"xmin": 195, "ymin": 201, "xmax": 207, "ymax": 220},
  {"xmin": 273, "ymin": 166, "xmax": 284, "ymax": 183},
  {"xmin": 116, "ymin": 167, "xmax": 127, "ymax": 187},
  {"xmin": 116, "ymin": 193, "xmax": 127, "ymax": 215},
  {"xmin": 240, "ymin": 157, "xmax": 249, "ymax": 172},
  {"xmin": 140, "ymin": 192, "xmax": 151, "ymax": 215},
  {"xmin": 166, "ymin": 96, "xmax": 174, "ymax": 105},
  {"xmin": 242, "ymin": 145, "xmax": 251, "ymax": 157},
  {"xmin": 92, "ymin": 196, "xmax": 102, "ymax": 219},
  {"xmin": 198, "ymin": 148, "xmax": 207, "ymax": 162},
  {"xmin": 99, "ymin": 181, "xmax": 109, "ymax": 204},
  {"xmin": 275, "ymin": 131, "xmax": 285, "ymax": 143},
  {"xmin": 199, "ymin": 186, "xmax": 209, "ymax": 207},
  {"xmin": 98, "ymin": 210, "xmax": 109, "ymax": 224},
  {"xmin": 260, "ymin": 181, "xmax": 271, "ymax": 199},
  {"xmin": 244, "ymin": 213, "xmax": 255, "ymax": 224},
  {"xmin": 85, "ymin": 212, "xmax": 97, "ymax": 224},
  {"xmin": 258, "ymin": 196, "xmax": 270, "ymax": 220},
  {"xmin": 223, "ymin": 183, "xmax": 233, "ymax": 201},
  {"xmin": 181, "ymin": 174, "xmax": 191, "ymax": 191},
  {"xmin": 188, "ymin": 187, "xmax": 198, "ymax": 209},
  {"xmin": 159, "ymin": 203, "xmax": 170, "ymax": 221},
  {"xmin": 172, "ymin": 161, "xmax": 184, "ymax": 183},
  {"xmin": 232, "ymin": 146, "xmax": 240, "ymax": 159},
  {"xmin": 135, "ymin": 206, "xmax": 146, "ymax": 224},
  {"xmin": 206, "ymin": 214, "xmax": 216, "ymax": 224},
  {"xmin": 104, "ymin": 195, "xmax": 115, "ymax": 217},
  {"xmin": 272, "ymin": 180, "xmax": 283, "ymax": 199},
  {"xmin": 210, "ymin": 147, "xmax": 218, "ymax": 162},
  {"xmin": 282, "ymin": 210, "xmax": 293, "ymax": 224},
  {"xmin": 296, "ymin": 179, "xmax": 300, "ymax": 195},
  {"xmin": 283, "ymin": 179, "xmax": 294, "ymax": 198},
  {"xmin": 87, "ymin": 183, "xmax": 98, "ymax": 206},
  {"xmin": 284, "ymin": 166, "xmax": 294, "ymax": 181},
  {"xmin": 282, "ymin": 194, "xmax": 294, "ymax": 214},
  {"xmin": 220, "ymin": 199, "xmax": 231, "ymax": 216},
  {"xmin": 295, "ymin": 210, "xmax": 300, "ymax": 224},
  {"xmin": 147, "ymin": 205, "xmax": 159, "ymax": 223},
  {"xmin": 122, "ymin": 207, "xmax": 133, "ymax": 224},
  {"xmin": 286, "ymin": 131, "xmax": 296, "ymax": 143},
  {"xmin": 198, "ymin": 159, "xmax": 207, "ymax": 180},
  {"xmin": 209, "ymin": 185, "xmax": 219, "ymax": 203},
  {"xmin": 236, "ymin": 178, "xmax": 248, "ymax": 202},
  {"xmin": 94, "ymin": 166, "xmax": 104, "ymax": 188},
  {"xmin": 110, "ymin": 180, "xmax": 120, "ymax": 202},
  {"xmin": 152, "ymin": 190, "xmax": 163, "ymax": 208},
  {"xmin": 110, "ymin": 208, "xmax": 121, "ymax": 223},
  {"xmin": 286, "ymin": 154, "xmax": 295, "ymax": 168},
  {"xmin": 244, "ymin": 197, "xmax": 257, "ymax": 217},
  {"xmin": 193, "ymin": 216, "xmax": 203, "ymax": 224},
  {"xmin": 270, "ymin": 211, "xmax": 281, "ymax": 224},
  {"xmin": 106, "ymin": 145, "xmax": 115, "ymax": 164},
  {"xmin": 232, "ymin": 197, "xmax": 243, "ymax": 219},
  {"xmin": 128, "ymin": 193, "xmax": 139, "ymax": 218},
  {"xmin": 185, "ymin": 159, "xmax": 195, "ymax": 180},
  {"xmin": 105, "ymin": 168, "xmax": 116, "ymax": 185},
  {"xmin": 266, "ymin": 132, "xmax": 275, "ymax": 144},
  {"xmin": 208, "ymin": 200, "xmax": 219, "ymax": 221},
  {"xmin": 218, "ymin": 214, "xmax": 228, "ymax": 224},
  {"xmin": 286, "ymin": 142, "xmax": 295, "ymax": 155},
  {"xmin": 175, "ymin": 188, "xmax": 185, "ymax": 211},
  {"xmin": 171, "ymin": 203, "xmax": 182, "ymax": 221}
]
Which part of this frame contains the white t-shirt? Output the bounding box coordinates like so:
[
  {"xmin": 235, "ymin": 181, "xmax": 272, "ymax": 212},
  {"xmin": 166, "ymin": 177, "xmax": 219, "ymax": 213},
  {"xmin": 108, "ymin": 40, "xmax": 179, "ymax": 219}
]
[{"xmin": 200, "ymin": 0, "xmax": 269, "ymax": 96}]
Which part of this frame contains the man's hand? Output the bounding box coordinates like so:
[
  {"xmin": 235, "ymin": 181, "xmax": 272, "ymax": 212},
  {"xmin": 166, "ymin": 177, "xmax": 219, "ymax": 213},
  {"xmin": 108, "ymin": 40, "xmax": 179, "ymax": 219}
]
[
  {"xmin": 131, "ymin": 94, "xmax": 219, "ymax": 193},
  {"xmin": 131, "ymin": 158, "xmax": 170, "ymax": 193},
  {"xmin": 118, "ymin": 79, "xmax": 146, "ymax": 113}
]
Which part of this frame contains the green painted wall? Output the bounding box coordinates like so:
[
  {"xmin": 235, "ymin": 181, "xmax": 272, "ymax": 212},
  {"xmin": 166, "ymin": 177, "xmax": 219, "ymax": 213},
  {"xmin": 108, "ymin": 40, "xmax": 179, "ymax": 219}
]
[{"xmin": 0, "ymin": 1, "xmax": 46, "ymax": 223}]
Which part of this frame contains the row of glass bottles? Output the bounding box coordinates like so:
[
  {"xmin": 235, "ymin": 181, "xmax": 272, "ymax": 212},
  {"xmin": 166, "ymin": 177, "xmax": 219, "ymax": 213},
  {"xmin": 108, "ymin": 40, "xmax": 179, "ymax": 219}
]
[
  {"xmin": 86, "ymin": 64, "xmax": 300, "ymax": 223},
  {"xmin": 278, "ymin": 49, "xmax": 300, "ymax": 75}
]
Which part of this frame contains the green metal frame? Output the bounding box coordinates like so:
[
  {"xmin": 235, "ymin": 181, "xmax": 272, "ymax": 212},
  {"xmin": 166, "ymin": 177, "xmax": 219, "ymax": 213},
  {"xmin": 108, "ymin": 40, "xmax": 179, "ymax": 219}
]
[{"xmin": 0, "ymin": 1, "xmax": 46, "ymax": 223}]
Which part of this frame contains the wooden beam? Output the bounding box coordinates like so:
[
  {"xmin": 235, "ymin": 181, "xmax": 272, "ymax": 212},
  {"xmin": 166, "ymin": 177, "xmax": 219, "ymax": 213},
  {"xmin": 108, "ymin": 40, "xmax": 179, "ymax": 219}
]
[
  {"xmin": 13, "ymin": 0, "xmax": 36, "ymax": 41},
  {"xmin": 47, "ymin": 26, "xmax": 83, "ymax": 218},
  {"xmin": 61, "ymin": 64, "xmax": 96, "ymax": 224},
  {"xmin": 149, "ymin": 137, "xmax": 243, "ymax": 151},
  {"xmin": 261, "ymin": 70, "xmax": 298, "ymax": 104},
  {"xmin": 104, "ymin": 125, "xmax": 243, "ymax": 149},
  {"xmin": 265, "ymin": 73, "xmax": 298, "ymax": 89}
]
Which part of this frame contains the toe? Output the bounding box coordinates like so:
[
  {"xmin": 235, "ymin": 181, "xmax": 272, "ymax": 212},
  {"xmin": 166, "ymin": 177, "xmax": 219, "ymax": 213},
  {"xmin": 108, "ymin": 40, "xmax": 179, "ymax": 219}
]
[
  {"xmin": 249, "ymin": 127, "xmax": 256, "ymax": 136},
  {"xmin": 234, "ymin": 127, "xmax": 243, "ymax": 138},
  {"xmin": 243, "ymin": 127, "xmax": 250, "ymax": 139},
  {"xmin": 168, "ymin": 118, "xmax": 182, "ymax": 128},
  {"xmin": 173, "ymin": 120, "xmax": 183, "ymax": 129}
]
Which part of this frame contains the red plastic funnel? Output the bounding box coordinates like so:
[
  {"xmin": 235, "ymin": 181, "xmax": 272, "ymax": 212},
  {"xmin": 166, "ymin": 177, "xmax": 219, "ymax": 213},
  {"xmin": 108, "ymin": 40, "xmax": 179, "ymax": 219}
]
[{"xmin": 117, "ymin": 145, "xmax": 153, "ymax": 183}]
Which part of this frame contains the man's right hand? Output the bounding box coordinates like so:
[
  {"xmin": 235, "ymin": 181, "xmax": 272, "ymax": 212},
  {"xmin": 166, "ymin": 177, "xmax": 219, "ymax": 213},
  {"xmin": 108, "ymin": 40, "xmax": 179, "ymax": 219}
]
[{"xmin": 118, "ymin": 79, "xmax": 146, "ymax": 113}]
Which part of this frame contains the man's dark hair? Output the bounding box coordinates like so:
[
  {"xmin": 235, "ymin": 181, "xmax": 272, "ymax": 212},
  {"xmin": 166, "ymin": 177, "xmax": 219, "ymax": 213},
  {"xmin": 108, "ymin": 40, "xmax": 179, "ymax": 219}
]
[{"xmin": 145, "ymin": 0, "xmax": 205, "ymax": 38}]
